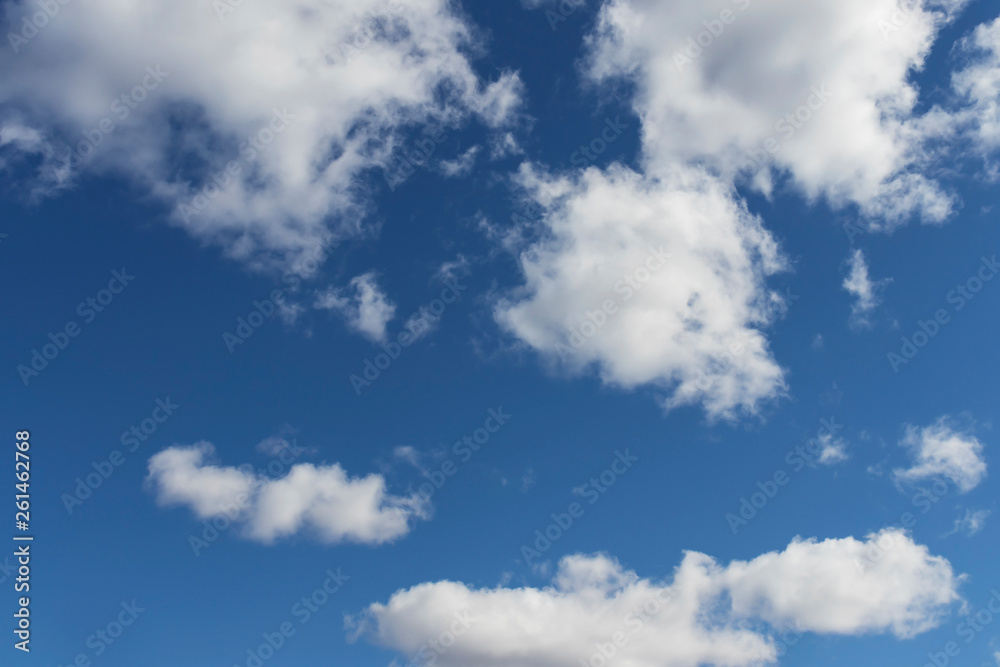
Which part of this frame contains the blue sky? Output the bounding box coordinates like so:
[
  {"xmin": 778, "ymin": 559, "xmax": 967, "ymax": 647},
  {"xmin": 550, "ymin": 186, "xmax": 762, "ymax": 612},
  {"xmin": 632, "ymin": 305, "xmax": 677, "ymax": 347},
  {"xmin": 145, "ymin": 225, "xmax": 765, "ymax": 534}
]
[{"xmin": 2, "ymin": 0, "xmax": 1000, "ymax": 665}]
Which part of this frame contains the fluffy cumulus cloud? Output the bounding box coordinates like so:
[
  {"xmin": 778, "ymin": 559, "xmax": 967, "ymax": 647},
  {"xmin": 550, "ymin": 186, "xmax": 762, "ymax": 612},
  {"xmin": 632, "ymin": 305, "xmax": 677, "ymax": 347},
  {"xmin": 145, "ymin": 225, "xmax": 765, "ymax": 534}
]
[
  {"xmin": 315, "ymin": 271, "xmax": 397, "ymax": 342},
  {"xmin": 146, "ymin": 443, "xmax": 428, "ymax": 545},
  {"xmin": 495, "ymin": 0, "xmax": 1000, "ymax": 416},
  {"xmin": 582, "ymin": 0, "xmax": 994, "ymax": 227},
  {"xmin": 352, "ymin": 531, "xmax": 962, "ymax": 666},
  {"xmin": 843, "ymin": 249, "xmax": 889, "ymax": 328},
  {"xmin": 495, "ymin": 163, "xmax": 787, "ymax": 419},
  {"xmin": 952, "ymin": 16, "xmax": 1000, "ymax": 153},
  {"xmin": 893, "ymin": 417, "xmax": 988, "ymax": 492},
  {"xmin": 0, "ymin": 0, "xmax": 521, "ymax": 270}
]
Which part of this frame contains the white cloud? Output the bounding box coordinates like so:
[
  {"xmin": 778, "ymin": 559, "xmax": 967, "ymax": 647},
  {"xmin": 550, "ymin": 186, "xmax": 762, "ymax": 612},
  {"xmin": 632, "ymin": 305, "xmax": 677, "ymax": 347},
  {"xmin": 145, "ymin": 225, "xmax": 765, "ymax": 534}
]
[
  {"xmin": 952, "ymin": 16, "xmax": 1000, "ymax": 152},
  {"xmin": 392, "ymin": 445, "xmax": 423, "ymax": 471},
  {"xmin": 494, "ymin": 1, "xmax": 1000, "ymax": 417},
  {"xmin": 818, "ymin": 433, "xmax": 850, "ymax": 464},
  {"xmin": 0, "ymin": 0, "xmax": 521, "ymax": 271},
  {"xmin": 843, "ymin": 249, "xmax": 889, "ymax": 328},
  {"xmin": 146, "ymin": 443, "xmax": 256, "ymax": 518},
  {"xmin": 401, "ymin": 306, "xmax": 441, "ymax": 344},
  {"xmin": 947, "ymin": 509, "xmax": 990, "ymax": 537},
  {"xmin": 315, "ymin": 272, "xmax": 396, "ymax": 342},
  {"xmin": 352, "ymin": 531, "xmax": 962, "ymax": 666},
  {"xmin": 495, "ymin": 163, "xmax": 788, "ymax": 420},
  {"xmin": 438, "ymin": 146, "xmax": 480, "ymax": 178},
  {"xmin": 146, "ymin": 443, "xmax": 428, "ymax": 545},
  {"xmin": 255, "ymin": 436, "xmax": 295, "ymax": 457},
  {"xmin": 489, "ymin": 131, "xmax": 524, "ymax": 160},
  {"xmin": 0, "ymin": 119, "xmax": 71, "ymax": 196},
  {"xmin": 893, "ymin": 417, "xmax": 988, "ymax": 492},
  {"xmin": 0, "ymin": 121, "xmax": 44, "ymax": 157},
  {"xmin": 520, "ymin": 467, "xmax": 537, "ymax": 493},
  {"xmin": 435, "ymin": 255, "xmax": 471, "ymax": 283},
  {"xmin": 582, "ymin": 0, "xmax": 979, "ymax": 228}
]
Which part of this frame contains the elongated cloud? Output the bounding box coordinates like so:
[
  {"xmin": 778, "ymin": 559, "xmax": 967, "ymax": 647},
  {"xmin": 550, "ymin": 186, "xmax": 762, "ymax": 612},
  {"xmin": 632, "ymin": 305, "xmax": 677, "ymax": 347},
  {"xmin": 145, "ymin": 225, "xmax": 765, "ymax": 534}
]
[
  {"xmin": 147, "ymin": 443, "xmax": 428, "ymax": 545},
  {"xmin": 353, "ymin": 531, "xmax": 962, "ymax": 666},
  {"xmin": 0, "ymin": 0, "xmax": 522, "ymax": 270},
  {"xmin": 843, "ymin": 249, "xmax": 889, "ymax": 328}
]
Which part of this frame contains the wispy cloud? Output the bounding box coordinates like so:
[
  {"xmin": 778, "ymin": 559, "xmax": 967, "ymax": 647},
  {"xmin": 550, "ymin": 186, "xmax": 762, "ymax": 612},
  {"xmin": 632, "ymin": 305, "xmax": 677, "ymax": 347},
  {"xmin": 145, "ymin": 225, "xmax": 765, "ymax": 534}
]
[
  {"xmin": 945, "ymin": 509, "xmax": 990, "ymax": 537},
  {"xmin": 843, "ymin": 249, "xmax": 890, "ymax": 329}
]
